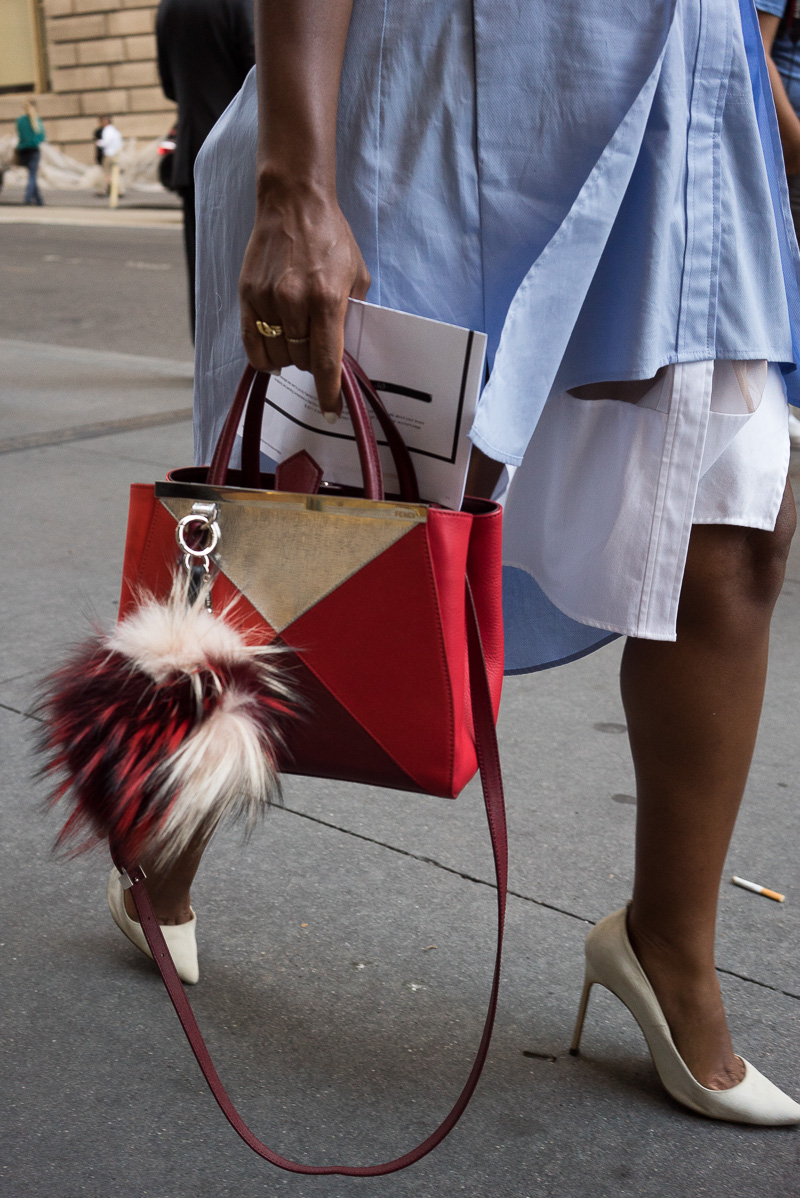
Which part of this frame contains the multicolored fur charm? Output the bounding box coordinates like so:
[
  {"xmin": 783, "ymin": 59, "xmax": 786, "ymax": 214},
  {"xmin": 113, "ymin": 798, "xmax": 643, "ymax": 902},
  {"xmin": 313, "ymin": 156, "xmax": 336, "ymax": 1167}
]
[{"xmin": 37, "ymin": 575, "xmax": 296, "ymax": 867}]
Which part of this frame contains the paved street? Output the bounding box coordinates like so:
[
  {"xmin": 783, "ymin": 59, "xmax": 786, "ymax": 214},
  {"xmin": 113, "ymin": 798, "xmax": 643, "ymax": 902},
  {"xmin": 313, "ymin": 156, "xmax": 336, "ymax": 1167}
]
[
  {"xmin": 1, "ymin": 218, "xmax": 799, "ymax": 1197},
  {"xmin": 0, "ymin": 223, "xmax": 192, "ymax": 360}
]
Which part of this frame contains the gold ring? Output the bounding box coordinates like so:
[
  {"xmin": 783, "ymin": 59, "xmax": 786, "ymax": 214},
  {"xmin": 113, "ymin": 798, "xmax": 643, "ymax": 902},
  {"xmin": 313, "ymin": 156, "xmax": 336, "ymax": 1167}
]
[
  {"xmin": 255, "ymin": 321, "xmax": 283, "ymax": 339},
  {"xmin": 286, "ymin": 335, "xmax": 310, "ymax": 345}
]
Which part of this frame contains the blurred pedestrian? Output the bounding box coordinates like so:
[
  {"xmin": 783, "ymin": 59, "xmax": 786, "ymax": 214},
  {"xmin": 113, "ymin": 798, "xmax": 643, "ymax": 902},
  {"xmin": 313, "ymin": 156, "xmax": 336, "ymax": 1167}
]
[
  {"xmin": 758, "ymin": 2, "xmax": 800, "ymax": 445},
  {"xmin": 15, "ymin": 100, "xmax": 45, "ymax": 207},
  {"xmin": 156, "ymin": 0, "xmax": 255, "ymax": 339},
  {"xmin": 96, "ymin": 117, "xmax": 123, "ymax": 208}
]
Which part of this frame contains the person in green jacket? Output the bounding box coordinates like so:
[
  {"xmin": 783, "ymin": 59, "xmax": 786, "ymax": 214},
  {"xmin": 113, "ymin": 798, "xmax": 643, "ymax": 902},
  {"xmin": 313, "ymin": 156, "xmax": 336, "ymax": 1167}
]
[{"xmin": 16, "ymin": 100, "xmax": 45, "ymax": 206}]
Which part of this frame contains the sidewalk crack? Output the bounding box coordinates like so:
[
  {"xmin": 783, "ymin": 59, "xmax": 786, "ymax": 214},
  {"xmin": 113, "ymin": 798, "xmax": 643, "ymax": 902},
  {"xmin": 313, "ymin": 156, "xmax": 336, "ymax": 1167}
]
[
  {"xmin": 0, "ymin": 407, "xmax": 193, "ymax": 455},
  {"xmin": 280, "ymin": 804, "xmax": 800, "ymax": 1003},
  {"xmin": 3, "ymin": 724, "xmax": 794, "ymax": 1005},
  {"xmin": 0, "ymin": 700, "xmax": 40, "ymax": 721},
  {"xmin": 716, "ymin": 966, "xmax": 800, "ymax": 1003},
  {"xmin": 281, "ymin": 804, "xmax": 595, "ymax": 922}
]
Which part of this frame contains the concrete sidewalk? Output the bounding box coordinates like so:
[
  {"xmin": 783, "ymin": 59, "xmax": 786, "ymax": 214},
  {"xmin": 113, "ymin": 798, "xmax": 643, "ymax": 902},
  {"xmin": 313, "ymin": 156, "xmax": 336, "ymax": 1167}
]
[{"xmin": 1, "ymin": 338, "xmax": 799, "ymax": 1196}]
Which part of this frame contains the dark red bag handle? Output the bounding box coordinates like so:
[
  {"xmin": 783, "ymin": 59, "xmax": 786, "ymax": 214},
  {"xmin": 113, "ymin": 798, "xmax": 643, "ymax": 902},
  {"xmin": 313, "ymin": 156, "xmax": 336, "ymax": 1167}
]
[
  {"xmin": 113, "ymin": 585, "xmax": 506, "ymax": 1176},
  {"xmin": 337, "ymin": 354, "xmax": 421, "ymax": 502},
  {"xmin": 208, "ymin": 358, "xmax": 381, "ymax": 496},
  {"xmin": 209, "ymin": 353, "xmax": 421, "ymax": 502},
  {"xmin": 240, "ymin": 356, "xmax": 421, "ymax": 499},
  {"xmin": 207, "ymin": 364, "xmax": 259, "ymax": 486}
]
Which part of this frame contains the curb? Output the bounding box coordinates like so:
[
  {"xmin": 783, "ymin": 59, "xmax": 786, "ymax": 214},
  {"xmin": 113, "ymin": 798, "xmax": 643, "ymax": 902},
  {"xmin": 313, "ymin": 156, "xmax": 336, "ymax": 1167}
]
[{"xmin": 0, "ymin": 205, "xmax": 182, "ymax": 230}]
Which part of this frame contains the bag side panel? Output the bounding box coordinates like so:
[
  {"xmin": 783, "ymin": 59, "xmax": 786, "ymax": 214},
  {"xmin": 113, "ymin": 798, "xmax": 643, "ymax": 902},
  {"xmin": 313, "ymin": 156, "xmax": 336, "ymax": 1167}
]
[
  {"xmin": 121, "ymin": 498, "xmax": 184, "ymax": 615},
  {"xmin": 466, "ymin": 506, "xmax": 504, "ymax": 715},
  {"xmin": 119, "ymin": 485, "xmax": 161, "ymax": 619},
  {"xmin": 425, "ymin": 509, "xmax": 476, "ymax": 793}
]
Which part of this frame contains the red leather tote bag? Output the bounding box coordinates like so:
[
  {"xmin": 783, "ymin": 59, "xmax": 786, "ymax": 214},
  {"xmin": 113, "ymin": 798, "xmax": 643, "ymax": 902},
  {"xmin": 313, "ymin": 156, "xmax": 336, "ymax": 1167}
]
[
  {"xmin": 47, "ymin": 352, "xmax": 508, "ymax": 1176},
  {"xmin": 120, "ymin": 354, "xmax": 504, "ymax": 800}
]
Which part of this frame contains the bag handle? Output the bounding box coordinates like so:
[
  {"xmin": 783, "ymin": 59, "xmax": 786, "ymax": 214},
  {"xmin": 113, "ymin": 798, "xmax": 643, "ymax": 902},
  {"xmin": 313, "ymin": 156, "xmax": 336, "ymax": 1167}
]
[
  {"xmin": 239, "ymin": 354, "xmax": 421, "ymax": 500},
  {"xmin": 113, "ymin": 585, "xmax": 506, "ymax": 1177},
  {"xmin": 209, "ymin": 353, "xmax": 421, "ymax": 502},
  {"xmin": 343, "ymin": 353, "xmax": 421, "ymax": 503},
  {"xmin": 208, "ymin": 358, "xmax": 383, "ymax": 497}
]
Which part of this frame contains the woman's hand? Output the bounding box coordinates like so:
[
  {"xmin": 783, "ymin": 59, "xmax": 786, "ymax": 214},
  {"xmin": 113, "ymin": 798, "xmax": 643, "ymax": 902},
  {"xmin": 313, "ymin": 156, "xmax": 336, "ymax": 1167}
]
[{"xmin": 239, "ymin": 176, "xmax": 371, "ymax": 418}]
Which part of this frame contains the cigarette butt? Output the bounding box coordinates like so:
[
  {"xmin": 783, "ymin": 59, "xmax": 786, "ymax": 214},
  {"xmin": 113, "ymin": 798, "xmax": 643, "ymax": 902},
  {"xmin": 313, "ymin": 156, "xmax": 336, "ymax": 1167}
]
[{"xmin": 732, "ymin": 875, "xmax": 785, "ymax": 903}]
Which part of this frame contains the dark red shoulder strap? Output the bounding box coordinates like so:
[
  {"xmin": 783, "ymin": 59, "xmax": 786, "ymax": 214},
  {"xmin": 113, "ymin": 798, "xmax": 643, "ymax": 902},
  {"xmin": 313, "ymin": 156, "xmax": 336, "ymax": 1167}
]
[{"xmin": 118, "ymin": 585, "xmax": 507, "ymax": 1176}]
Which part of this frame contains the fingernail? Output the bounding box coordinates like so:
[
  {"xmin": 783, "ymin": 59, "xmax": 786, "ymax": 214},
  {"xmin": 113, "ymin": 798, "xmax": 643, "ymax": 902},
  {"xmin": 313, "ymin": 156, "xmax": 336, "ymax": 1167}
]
[
  {"xmin": 268, "ymin": 367, "xmax": 282, "ymax": 376},
  {"xmin": 323, "ymin": 411, "xmax": 339, "ymax": 425}
]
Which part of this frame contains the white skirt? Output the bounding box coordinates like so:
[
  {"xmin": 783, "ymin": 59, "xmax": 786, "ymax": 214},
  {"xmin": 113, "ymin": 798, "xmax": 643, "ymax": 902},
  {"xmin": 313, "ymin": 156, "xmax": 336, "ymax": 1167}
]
[{"xmin": 501, "ymin": 360, "xmax": 791, "ymax": 642}]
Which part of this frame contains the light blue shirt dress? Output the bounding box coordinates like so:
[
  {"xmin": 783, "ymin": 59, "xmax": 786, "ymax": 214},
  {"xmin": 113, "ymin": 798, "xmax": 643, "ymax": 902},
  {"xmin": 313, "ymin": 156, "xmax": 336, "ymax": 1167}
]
[{"xmin": 193, "ymin": 0, "xmax": 800, "ymax": 673}]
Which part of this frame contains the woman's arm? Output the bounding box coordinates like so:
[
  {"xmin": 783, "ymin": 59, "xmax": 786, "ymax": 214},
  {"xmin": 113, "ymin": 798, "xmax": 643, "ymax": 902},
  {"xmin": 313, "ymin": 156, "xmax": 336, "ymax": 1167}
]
[
  {"xmin": 758, "ymin": 11, "xmax": 800, "ymax": 174},
  {"xmin": 238, "ymin": 0, "xmax": 370, "ymax": 417}
]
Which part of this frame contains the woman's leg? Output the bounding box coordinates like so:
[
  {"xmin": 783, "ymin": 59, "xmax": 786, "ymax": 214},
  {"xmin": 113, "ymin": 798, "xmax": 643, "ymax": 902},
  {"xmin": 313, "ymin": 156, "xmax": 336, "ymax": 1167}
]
[
  {"xmin": 622, "ymin": 483, "xmax": 795, "ymax": 1089},
  {"xmin": 24, "ymin": 159, "xmax": 35, "ymax": 204},
  {"xmin": 122, "ymin": 831, "xmax": 208, "ymax": 926},
  {"xmin": 33, "ymin": 151, "xmax": 42, "ymax": 205}
]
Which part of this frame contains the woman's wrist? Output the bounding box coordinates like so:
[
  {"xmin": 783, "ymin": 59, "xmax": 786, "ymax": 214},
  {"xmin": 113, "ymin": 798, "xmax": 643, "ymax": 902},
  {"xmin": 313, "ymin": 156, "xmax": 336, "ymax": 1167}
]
[{"xmin": 255, "ymin": 164, "xmax": 338, "ymax": 209}]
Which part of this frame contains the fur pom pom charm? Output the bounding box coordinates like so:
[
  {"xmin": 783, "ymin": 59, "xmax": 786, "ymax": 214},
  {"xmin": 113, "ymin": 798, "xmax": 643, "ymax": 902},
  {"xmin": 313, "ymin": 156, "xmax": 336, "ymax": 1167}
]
[{"xmin": 37, "ymin": 575, "xmax": 296, "ymax": 867}]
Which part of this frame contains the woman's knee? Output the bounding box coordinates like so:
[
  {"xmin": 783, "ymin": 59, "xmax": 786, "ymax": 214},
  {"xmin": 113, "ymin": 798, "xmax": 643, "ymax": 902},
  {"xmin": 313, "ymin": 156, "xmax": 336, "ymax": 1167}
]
[
  {"xmin": 752, "ymin": 474, "xmax": 795, "ymax": 591},
  {"xmin": 748, "ymin": 482, "xmax": 797, "ymax": 605},
  {"xmin": 681, "ymin": 484, "xmax": 796, "ymax": 624}
]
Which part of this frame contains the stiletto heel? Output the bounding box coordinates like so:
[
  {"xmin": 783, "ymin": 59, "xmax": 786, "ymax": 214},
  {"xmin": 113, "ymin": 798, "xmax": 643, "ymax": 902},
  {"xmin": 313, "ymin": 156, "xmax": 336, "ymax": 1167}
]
[
  {"xmin": 573, "ymin": 907, "xmax": 800, "ymax": 1125},
  {"xmin": 569, "ymin": 970, "xmax": 596, "ymax": 1056}
]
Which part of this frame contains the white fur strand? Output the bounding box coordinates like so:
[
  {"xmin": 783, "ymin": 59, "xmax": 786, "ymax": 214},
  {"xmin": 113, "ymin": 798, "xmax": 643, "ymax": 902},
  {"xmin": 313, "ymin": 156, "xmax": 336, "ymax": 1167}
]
[
  {"xmin": 151, "ymin": 688, "xmax": 284, "ymax": 865},
  {"xmin": 108, "ymin": 575, "xmax": 290, "ymax": 692}
]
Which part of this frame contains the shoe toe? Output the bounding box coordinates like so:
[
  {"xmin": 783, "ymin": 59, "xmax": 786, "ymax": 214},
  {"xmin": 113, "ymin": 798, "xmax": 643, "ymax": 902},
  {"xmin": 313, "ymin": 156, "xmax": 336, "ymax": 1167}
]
[{"xmin": 714, "ymin": 1060, "xmax": 800, "ymax": 1126}]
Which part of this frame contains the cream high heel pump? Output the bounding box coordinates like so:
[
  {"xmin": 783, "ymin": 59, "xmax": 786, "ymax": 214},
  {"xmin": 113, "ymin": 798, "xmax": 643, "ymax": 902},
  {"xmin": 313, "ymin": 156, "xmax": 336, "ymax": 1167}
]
[
  {"xmin": 107, "ymin": 866, "xmax": 199, "ymax": 985},
  {"xmin": 570, "ymin": 907, "xmax": 800, "ymax": 1125}
]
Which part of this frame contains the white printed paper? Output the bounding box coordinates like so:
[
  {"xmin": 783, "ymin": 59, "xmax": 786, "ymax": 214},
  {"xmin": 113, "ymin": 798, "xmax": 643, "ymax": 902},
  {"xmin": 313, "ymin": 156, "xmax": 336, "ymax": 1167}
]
[{"xmin": 248, "ymin": 299, "xmax": 487, "ymax": 510}]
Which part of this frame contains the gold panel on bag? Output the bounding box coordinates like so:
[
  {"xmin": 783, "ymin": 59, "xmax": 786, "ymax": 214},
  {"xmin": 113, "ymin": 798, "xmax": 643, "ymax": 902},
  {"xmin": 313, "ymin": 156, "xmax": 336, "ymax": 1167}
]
[{"xmin": 156, "ymin": 483, "xmax": 428, "ymax": 633}]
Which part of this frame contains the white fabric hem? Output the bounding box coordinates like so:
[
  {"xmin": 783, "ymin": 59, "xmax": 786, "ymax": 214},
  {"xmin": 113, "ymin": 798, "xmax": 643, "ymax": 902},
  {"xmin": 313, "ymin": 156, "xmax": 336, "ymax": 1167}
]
[
  {"xmin": 503, "ymin": 559, "xmax": 679, "ymax": 641},
  {"xmin": 691, "ymin": 518, "xmax": 778, "ymax": 529}
]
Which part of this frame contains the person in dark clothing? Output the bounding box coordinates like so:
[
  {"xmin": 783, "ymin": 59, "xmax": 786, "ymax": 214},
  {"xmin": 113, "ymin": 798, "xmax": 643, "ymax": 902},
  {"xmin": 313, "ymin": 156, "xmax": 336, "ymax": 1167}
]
[
  {"xmin": 93, "ymin": 121, "xmax": 105, "ymax": 167},
  {"xmin": 156, "ymin": 0, "xmax": 255, "ymax": 338}
]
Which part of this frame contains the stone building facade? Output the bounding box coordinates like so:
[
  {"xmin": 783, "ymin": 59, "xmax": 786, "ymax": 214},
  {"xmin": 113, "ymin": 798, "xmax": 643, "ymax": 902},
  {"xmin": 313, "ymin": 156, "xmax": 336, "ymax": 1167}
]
[{"xmin": 0, "ymin": 0, "xmax": 175, "ymax": 165}]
